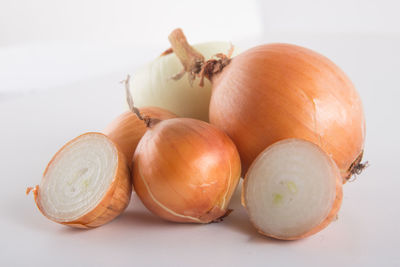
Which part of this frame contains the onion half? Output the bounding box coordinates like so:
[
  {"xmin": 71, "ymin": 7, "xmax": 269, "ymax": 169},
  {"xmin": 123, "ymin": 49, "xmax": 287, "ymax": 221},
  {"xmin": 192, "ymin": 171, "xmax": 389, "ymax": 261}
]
[
  {"xmin": 242, "ymin": 139, "xmax": 342, "ymax": 240},
  {"xmin": 29, "ymin": 132, "xmax": 131, "ymax": 228}
]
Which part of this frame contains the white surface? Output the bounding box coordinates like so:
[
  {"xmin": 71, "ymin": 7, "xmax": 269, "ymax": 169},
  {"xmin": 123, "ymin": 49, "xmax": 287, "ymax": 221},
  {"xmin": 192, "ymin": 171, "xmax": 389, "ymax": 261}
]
[{"xmin": 1, "ymin": 34, "xmax": 400, "ymax": 266}]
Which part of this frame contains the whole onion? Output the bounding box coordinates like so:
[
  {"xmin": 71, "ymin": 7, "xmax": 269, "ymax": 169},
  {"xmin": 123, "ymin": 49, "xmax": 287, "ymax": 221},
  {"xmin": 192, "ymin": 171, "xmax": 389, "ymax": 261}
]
[
  {"xmin": 124, "ymin": 78, "xmax": 241, "ymax": 223},
  {"xmin": 132, "ymin": 117, "xmax": 241, "ymax": 223}
]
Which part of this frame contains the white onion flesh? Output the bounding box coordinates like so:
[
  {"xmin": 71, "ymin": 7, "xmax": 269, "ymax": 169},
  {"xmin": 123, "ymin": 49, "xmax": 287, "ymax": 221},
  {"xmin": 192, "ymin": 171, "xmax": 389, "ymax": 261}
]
[
  {"xmin": 39, "ymin": 133, "xmax": 118, "ymax": 222},
  {"xmin": 243, "ymin": 139, "xmax": 339, "ymax": 239},
  {"xmin": 129, "ymin": 42, "xmax": 238, "ymax": 121}
]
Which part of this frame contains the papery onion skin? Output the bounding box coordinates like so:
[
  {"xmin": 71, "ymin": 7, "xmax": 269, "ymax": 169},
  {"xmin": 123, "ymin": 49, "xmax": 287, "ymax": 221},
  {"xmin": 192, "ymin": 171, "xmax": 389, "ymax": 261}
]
[
  {"xmin": 103, "ymin": 107, "xmax": 176, "ymax": 162},
  {"xmin": 31, "ymin": 132, "xmax": 132, "ymax": 229},
  {"xmin": 132, "ymin": 118, "xmax": 241, "ymax": 223},
  {"xmin": 130, "ymin": 42, "xmax": 238, "ymax": 122},
  {"xmin": 242, "ymin": 138, "xmax": 343, "ymax": 240},
  {"xmin": 209, "ymin": 43, "xmax": 365, "ymax": 180}
]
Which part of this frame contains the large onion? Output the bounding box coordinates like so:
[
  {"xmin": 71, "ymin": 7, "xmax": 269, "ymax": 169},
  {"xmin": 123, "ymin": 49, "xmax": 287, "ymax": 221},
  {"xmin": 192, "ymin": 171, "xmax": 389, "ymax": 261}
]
[
  {"xmin": 169, "ymin": 29, "xmax": 366, "ymax": 181},
  {"xmin": 129, "ymin": 42, "xmax": 238, "ymax": 121}
]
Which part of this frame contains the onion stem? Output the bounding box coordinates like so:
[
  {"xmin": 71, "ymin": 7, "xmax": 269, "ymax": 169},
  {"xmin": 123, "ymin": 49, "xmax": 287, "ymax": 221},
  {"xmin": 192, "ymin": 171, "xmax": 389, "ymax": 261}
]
[
  {"xmin": 168, "ymin": 28, "xmax": 233, "ymax": 86},
  {"xmin": 124, "ymin": 75, "xmax": 159, "ymax": 128},
  {"xmin": 168, "ymin": 28, "xmax": 205, "ymax": 83}
]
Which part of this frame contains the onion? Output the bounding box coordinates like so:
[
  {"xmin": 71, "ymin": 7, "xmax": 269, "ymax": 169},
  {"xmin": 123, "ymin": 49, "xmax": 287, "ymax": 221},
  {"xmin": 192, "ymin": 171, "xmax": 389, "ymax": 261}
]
[
  {"xmin": 168, "ymin": 29, "xmax": 366, "ymax": 181},
  {"xmin": 27, "ymin": 132, "xmax": 131, "ymax": 228},
  {"xmin": 125, "ymin": 86, "xmax": 241, "ymax": 222},
  {"xmin": 133, "ymin": 118, "xmax": 241, "ymax": 223},
  {"xmin": 129, "ymin": 41, "xmax": 238, "ymax": 121},
  {"xmin": 104, "ymin": 107, "xmax": 176, "ymax": 162},
  {"xmin": 242, "ymin": 139, "xmax": 342, "ymax": 240}
]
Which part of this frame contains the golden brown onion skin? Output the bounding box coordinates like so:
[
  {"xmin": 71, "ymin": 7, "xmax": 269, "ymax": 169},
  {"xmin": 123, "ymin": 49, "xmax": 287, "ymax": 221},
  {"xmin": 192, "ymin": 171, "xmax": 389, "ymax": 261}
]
[
  {"xmin": 132, "ymin": 118, "xmax": 241, "ymax": 223},
  {"xmin": 209, "ymin": 43, "xmax": 365, "ymax": 179},
  {"xmin": 103, "ymin": 107, "xmax": 176, "ymax": 162}
]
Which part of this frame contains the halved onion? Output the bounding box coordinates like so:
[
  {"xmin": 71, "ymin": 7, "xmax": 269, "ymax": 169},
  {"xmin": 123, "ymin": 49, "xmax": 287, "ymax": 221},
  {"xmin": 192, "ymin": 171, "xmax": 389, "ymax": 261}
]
[
  {"xmin": 242, "ymin": 139, "xmax": 342, "ymax": 240},
  {"xmin": 29, "ymin": 132, "xmax": 131, "ymax": 228}
]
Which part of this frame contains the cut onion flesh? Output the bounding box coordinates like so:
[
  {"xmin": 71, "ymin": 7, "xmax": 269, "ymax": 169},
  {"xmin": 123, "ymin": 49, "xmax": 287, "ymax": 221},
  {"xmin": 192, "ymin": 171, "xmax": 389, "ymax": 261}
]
[
  {"xmin": 35, "ymin": 132, "xmax": 131, "ymax": 228},
  {"xmin": 243, "ymin": 139, "xmax": 342, "ymax": 240}
]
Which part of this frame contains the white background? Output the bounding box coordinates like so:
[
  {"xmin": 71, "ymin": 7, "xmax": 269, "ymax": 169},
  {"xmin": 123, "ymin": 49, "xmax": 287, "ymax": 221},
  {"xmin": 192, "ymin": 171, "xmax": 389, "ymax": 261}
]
[{"xmin": 1, "ymin": 1, "xmax": 399, "ymax": 266}]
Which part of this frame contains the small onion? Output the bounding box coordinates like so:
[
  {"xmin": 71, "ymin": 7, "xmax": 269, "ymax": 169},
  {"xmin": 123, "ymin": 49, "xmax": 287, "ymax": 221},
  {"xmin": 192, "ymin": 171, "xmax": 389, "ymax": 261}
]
[
  {"xmin": 132, "ymin": 117, "xmax": 241, "ymax": 223},
  {"xmin": 129, "ymin": 41, "xmax": 238, "ymax": 121},
  {"xmin": 168, "ymin": 29, "xmax": 366, "ymax": 181},
  {"xmin": 242, "ymin": 139, "xmax": 342, "ymax": 240},
  {"xmin": 104, "ymin": 107, "xmax": 176, "ymax": 162}
]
